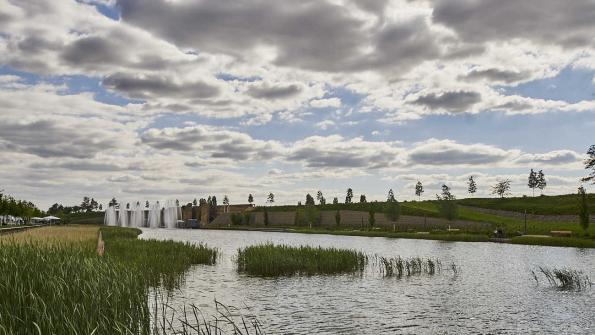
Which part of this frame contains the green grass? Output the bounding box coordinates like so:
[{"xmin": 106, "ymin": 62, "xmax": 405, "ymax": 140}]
[
  {"xmin": 458, "ymin": 194, "xmax": 595, "ymax": 215},
  {"xmin": 0, "ymin": 226, "xmax": 219, "ymax": 335},
  {"xmin": 237, "ymin": 243, "xmax": 367, "ymax": 276},
  {"xmin": 0, "ymin": 243, "xmax": 151, "ymax": 335},
  {"xmin": 511, "ymin": 236, "xmax": 595, "ymax": 248}
]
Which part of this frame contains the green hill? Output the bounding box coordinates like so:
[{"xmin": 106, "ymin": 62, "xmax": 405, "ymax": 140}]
[{"xmin": 457, "ymin": 194, "xmax": 595, "ymax": 215}]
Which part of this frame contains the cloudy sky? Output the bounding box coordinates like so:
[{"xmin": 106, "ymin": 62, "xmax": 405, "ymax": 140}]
[{"xmin": 1, "ymin": 0, "xmax": 594, "ymax": 209}]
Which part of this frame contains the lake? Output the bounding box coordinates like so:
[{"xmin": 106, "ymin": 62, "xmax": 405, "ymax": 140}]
[{"xmin": 140, "ymin": 228, "xmax": 594, "ymax": 334}]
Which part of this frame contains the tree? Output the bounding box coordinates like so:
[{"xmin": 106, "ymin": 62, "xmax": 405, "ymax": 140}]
[
  {"xmin": 578, "ymin": 186, "xmax": 590, "ymax": 235},
  {"xmin": 223, "ymin": 195, "xmax": 230, "ymax": 213},
  {"xmin": 81, "ymin": 197, "xmax": 91, "ymax": 212},
  {"xmin": 492, "ymin": 179, "xmax": 512, "ymax": 198},
  {"xmin": 267, "ymin": 192, "xmax": 274, "ymax": 204},
  {"xmin": 537, "ymin": 170, "xmax": 547, "ymax": 195},
  {"xmin": 467, "ymin": 176, "xmax": 477, "ymax": 196},
  {"xmin": 99, "ymin": 204, "xmax": 103, "ymax": 211},
  {"xmin": 384, "ymin": 199, "xmax": 400, "ymax": 231},
  {"xmin": 335, "ymin": 209, "xmax": 341, "ymax": 226},
  {"xmin": 316, "ymin": 191, "xmax": 325, "ymax": 205},
  {"xmin": 192, "ymin": 198, "xmax": 197, "ymax": 206},
  {"xmin": 345, "ymin": 188, "xmax": 353, "ymax": 204},
  {"xmin": 387, "ymin": 189, "xmax": 395, "ymax": 202},
  {"xmin": 359, "ymin": 194, "xmax": 367, "ymax": 203},
  {"xmin": 332, "ymin": 197, "xmax": 339, "ymax": 205},
  {"xmin": 415, "ymin": 181, "xmax": 424, "ymax": 201},
  {"xmin": 248, "ymin": 194, "xmax": 254, "ymax": 205},
  {"xmin": 305, "ymin": 193, "xmax": 315, "ymax": 205},
  {"xmin": 436, "ymin": 186, "xmax": 457, "ymax": 221},
  {"xmin": 109, "ymin": 198, "xmax": 118, "ymax": 207},
  {"xmin": 582, "ymin": 145, "xmax": 595, "ymax": 184},
  {"xmin": 440, "ymin": 184, "xmax": 455, "ymax": 200},
  {"xmin": 368, "ymin": 204, "xmax": 376, "ymax": 228},
  {"xmin": 528, "ymin": 169, "xmax": 538, "ymax": 197},
  {"xmin": 146, "ymin": 200, "xmax": 150, "ymax": 208},
  {"xmin": 305, "ymin": 204, "xmax": 319, "ymax": 229},
  {"xmin": 126, "ymin": 203, "xmax": 130, "ymax": 210}
]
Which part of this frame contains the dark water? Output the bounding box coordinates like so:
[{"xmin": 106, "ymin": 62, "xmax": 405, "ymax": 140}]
[{"xmin": 140, "ymin": 229, "xmax": 594, "ymax": 334}]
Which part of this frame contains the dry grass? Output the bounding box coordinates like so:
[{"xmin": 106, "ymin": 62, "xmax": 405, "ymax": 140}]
[{"xmin": 0, "ymin": 225, "xmax": 99, "ymax": 245}]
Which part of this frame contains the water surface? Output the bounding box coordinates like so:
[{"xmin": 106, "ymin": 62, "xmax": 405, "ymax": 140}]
[{"xmin": 140, "ymin": 229, "xmax": 594, "ymax": 334}]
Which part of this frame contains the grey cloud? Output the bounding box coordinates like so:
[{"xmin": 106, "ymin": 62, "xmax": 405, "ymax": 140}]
[
  {"xmin": 407, "ymin": 140, "xmax": 513, "ymax": 166},
  {"xmin": 62, "ymin": 36, "xmax": 123, "ymax": 66},
  {"xmin": 246, "ymin": 84, "xmax": 302, "ymax": 100},
  {"xmin": 103, "ymin": 73, "xmax": 220, "ymax": 100},
  {"xmin": 0, "ymin": 120, "xmax": 117, "ymax": 159},
  {"xmin": 116, "ymin": 0, "xmax": 443, "ymax": 74},
  {"xmin": 432, "ymin": 0, "xmax": 595, "ymax": 48},
  {"xmin": 140, "ymin": 126, "xmax": 281, "ymax": 161},
  {"xmin": 412, "ymin": 91, "xmax": 481, "ymax": 111},
  {"xmin": 515, "ymin": 150, "xmax": 582, "ymax": 165},
  {"xmin": 462, "ymin": 69, "xmax": 528, "ymax": 83},
  {"xmin": 30, "ymin": 161, "xmax": 130, "ymax": 172}
]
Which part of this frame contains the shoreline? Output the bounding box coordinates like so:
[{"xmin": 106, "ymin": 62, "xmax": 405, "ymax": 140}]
[{"xmin": 201, "ymin": 226, "xmax": 595, "ymax": 249}]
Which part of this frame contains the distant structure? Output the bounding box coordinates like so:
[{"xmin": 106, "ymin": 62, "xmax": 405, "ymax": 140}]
[{"xmin": 183, "ymin": 203, "xmax": 254, "ymax": 228}]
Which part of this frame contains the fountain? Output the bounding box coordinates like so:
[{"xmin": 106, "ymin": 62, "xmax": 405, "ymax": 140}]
[
  {"xmin": 104, "ymin": 206, "xmax": 117, "ymax": 226},
  {"xmin": 104, "ymin": 200, "xmax": 182, "ymax": 229},
  {"xmin": 117, "ymin": 204, "xmax": 129, "ymax": 227},
  {"xmin": 163, "ymin": 200, "xmax": 180, "ymax": 229},
  {"xmin": 148, "ymin": 201, "xmax": 161, "ymax": 228},
  {"xmin": 130, "ymin": 202, "xmax": 145, "ymax": 228}
]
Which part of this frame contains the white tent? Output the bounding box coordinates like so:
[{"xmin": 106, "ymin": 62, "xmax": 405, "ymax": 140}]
[{"xmin": 43, "ymin": 216, "xmax": 61, "ymax": 225}]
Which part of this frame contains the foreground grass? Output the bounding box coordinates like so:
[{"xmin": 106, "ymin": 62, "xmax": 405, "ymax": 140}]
[
  {"xmin": 237, "ymin": 243, "xmax": 367, "ymax": 276},
  {"xmin": 0, "ymin": 242, "xmax": 151, "ymax": 334},
  {"xmin": 0, "ymin": 225, "xmax": 219, "ymax": 335}
]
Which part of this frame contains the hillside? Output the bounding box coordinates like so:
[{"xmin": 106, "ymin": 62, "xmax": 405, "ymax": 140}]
[{"xmin": 457, "ymin": 194, "xmax": 595, "ymax": 215}]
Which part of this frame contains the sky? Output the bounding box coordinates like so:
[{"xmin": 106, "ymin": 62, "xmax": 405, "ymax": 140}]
[{"xmin": 0, "ymin": 0, "xmax": 594, "ymax": 210}]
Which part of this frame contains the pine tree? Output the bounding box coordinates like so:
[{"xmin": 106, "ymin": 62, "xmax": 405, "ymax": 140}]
[
  {"xmin": 468, "ymin": 176, "xmax": 477, "ymax": 196},
  {"xmin": 537, "ymin": 170, "xmax": 547, "ymax": 195},
  {"xmin": 415, "ymin": 181, "xmax": 424, "ymax": 201},
  {"xmin": 248, "ymin": 194, "xmax": 254, "ymax": 205},
  {"xmin": 345, "ymin": 188, "xmax": 353, "ymax": 204},
  {"xmin": 387, "ymin": 189, "xmax": 396, "ymax": 202},
  {"xmin": 528, "ymin": 169, "xmax": 538, "ymax": 197},
  {"xmin": 305, "ymin": 193, "xmax": 315, "ymax": 205}
]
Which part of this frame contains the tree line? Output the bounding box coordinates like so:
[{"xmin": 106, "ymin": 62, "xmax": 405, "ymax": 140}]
[{"xmin": 0, "ymin": 191, "xmax": 43, "ymax": 219}]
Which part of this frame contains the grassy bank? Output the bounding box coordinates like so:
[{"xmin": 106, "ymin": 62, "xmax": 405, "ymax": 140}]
[
  {"xmin": 237, "ymin": 243, "xmax": 367, "ymax": 276},
  {"xmin": 0, "ymin": 226, "xmax": 218, "ymax": 335},
  {"xmin": 510, "ymin": 236, "xmax": 595, "ymax": 248},
  {"xmin": 458, "ymin": 194, "xmax": 595, "ymax": 215}
]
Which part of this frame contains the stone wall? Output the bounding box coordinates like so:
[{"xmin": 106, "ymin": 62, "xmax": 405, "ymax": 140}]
[
  {"xmin": 209, "ymin": 209, "xmax": 487, "ymax": 230},
  {"xmin": 460, "ymin": 206, "xmax": 594, "ymax": 223}
]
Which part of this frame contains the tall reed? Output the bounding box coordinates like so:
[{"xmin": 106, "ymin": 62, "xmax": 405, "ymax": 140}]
[
  {"xmin": 237, "ymin": 243, "xmax": 367, "ymax": 276},
  {"xmin": 376, "ymin": 256, "xmax": 442, "ymax": 278},
  {"xmin": 533, "ymin": 266, "xmax": 591, "ymax": 291}
]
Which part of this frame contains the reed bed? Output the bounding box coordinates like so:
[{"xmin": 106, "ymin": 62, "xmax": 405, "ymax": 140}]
[
  {"xmin": 0, "ymin": 226, "xmax": 220, "ymax": 335},
  {"xmin": 533, "ymin": 266, "xmax": 592, "ymax": 291},
  {"xmin": 0, "ymin": 243, "xmax": 151, "ymax": 335},
  {"xmin": 237, "ymin": 243, "xmax": 367, "ymax": 276},
  {"xmin": 375, "ymin": 256, "xmax": 442, "ymax": 277}
]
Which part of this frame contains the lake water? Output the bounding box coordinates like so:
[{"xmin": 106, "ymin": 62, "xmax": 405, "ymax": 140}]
[{"xmin": 140, "ymin": 228, "xmax": 594, "ymax": 334}]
